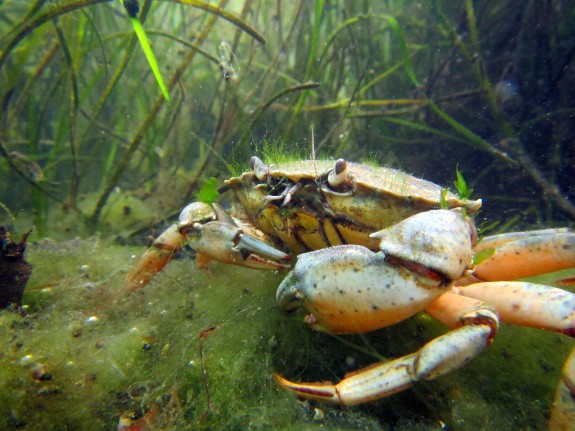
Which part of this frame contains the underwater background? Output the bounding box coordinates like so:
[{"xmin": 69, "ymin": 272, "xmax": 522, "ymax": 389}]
[{"xmin": 0, "ymin": 1, "xmax": 574, "ymax": 430}]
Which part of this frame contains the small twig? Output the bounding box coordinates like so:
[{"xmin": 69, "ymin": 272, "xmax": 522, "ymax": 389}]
[
  {"xmin": 199, "ymin": 325, "xmax": 218, "ymax": 416},
  {"xmin": 0, "ymin": 139, "xmax": 63, "ymax": 204},
  {"xmin": 500, "ymin": 138, "xmax": 575, "ymax": 219},
  {"xmin": 238, "ymin": 81, "xmax": 321, "ymax": 149}
]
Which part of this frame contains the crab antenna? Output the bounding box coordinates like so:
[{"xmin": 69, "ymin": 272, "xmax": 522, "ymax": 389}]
[
  {"xmin": 327, "ymin": 158, "xmax": 348, "ymax": 188},
  {"xmin": 311, "ymin": 125, "xmax": 318, "ymax": 176}
]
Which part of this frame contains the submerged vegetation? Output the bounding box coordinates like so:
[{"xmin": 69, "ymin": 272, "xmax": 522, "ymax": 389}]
[
  {"xmin": 0, "ymin": 1, "xmax": 574, "ymax": 429},
  {"xmin": 1, "ymin": 0, "xmax": 574, "ymax": 238}
]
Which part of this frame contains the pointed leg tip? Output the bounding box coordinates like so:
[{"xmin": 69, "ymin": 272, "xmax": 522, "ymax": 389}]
[{"xmin": 274, "ymin": 374, "xmax": 339, "ymax": 403}]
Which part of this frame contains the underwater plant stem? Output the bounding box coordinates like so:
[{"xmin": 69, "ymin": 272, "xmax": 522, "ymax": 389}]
[
  {"xmin": 128, "ymin": 16, "xmax": 170, "ymax": 101},
  {"xmin": 0, "ymin": 140, "xmax": 62, "ymax": 204},
  {"xmin": 199, "ymin": 326, "xmax": 218, "ymax": 415},
  {"xmin": 463, "ymin": 0, "xmax": 516, "ymax": 139},
  {"xmin": 144, "ymin": 30, "xmax": 220, "ymax": 65},
  {"xmin": 120, "ymin": 0, "xmax": 170, "ymax": 101},
  {"xmin": 5, "ymin": 44, "xmax": 58, "ymax": 127},
  {"xmin": 283, "ymin": 0, "xmax": 325, "ymax": 142},
  {"xmin": 89, "ymin": 0, "xmax": 235, "ymax": 228},
  {"xmin": 92, "ymin": 37, "xmax": 137, "ymax": 123},
  {"xmin": 182, "ymin": 1, "xmax": 264, "ymax": 200},
  {"xmin": 318, "ymin": 61, "xmax": 369, "ymax": 155},
  {"xmin": 461, "ymin": 0, "xmax": 572, "ymax": 215},
  {"xmin": 238, "ymin": 81, "xmax": 320, "ymax": 149},
  {"xmin": 499, "ymin": 139, "xmax": 575, "ymax": 219},
  {"xmin": 0, "ymin": 0, "xmax": 46, "ymax": 45},
  {"xmin": 88, "ymin": 68, "xmax": 175, "ymax": 228},
  {"xmin": 90, "ymin": 0, "xmax": 156, "ymax": 123},
  {"xmin": 184, "ymin": 80, "xmax": 320, "ymax": 202},
  {"xmin": 80, "ymin": 34, "xmax": 138, "ymax": 195},
  {"xmin": 427, "ymin": 101, "xmax": 513, "ymax": 162},
  {"xmin": 231, "ymin": 0, "xmax": 306, "ymax": 125},
  {"xmin": 386, "ymin": 13, "xmax": 512, "ymax": 161},
  {"xmin": 0, "ymin": 0, "xmax": 112, "ymax": 72},
  {"xmin": 166, "ymin": 0, "xmax": 266, "ymax": 44},
  {"xmin": 337, "ymin": 12, "xmax": 512, "ymax": 162},
  {"xmin": 53, "ymin": 20, "xmax": 81, "ymax": 209},
  {"xmin": 183, "ymin": 0, "xmax": 305, "ymax": 191}
]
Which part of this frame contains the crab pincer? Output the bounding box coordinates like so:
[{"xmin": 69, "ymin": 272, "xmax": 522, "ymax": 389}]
[{"xmin": 125, "ymin": 202, "xmax": 290, "ymax": 291}]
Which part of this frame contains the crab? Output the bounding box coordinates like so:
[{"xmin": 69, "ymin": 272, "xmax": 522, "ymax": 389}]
[{"xmin": 125, "ymin": 156, "xmax": 575, "ymax": 429}]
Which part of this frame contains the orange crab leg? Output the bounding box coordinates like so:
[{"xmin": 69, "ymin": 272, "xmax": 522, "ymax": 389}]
[
  {"xmin": 276, "ymin": 293, "xmax": 498, "ymax": 406},
  {"xmin": 125, "ymin": 202, "xmax": 292, "ymax": 291},
  {"xmin": 455, "ymin": 282, "xmax": 575, "ymax": 336},
  {"xmin": 125, "ymin": 224, "xmax": 184, "ymax": 292},
  {"xmin": 549, "ymin": 348, "xmax": 575, "ymax": 431},
  {"xmin": 473, "ymin": 229, "xmax": 575, "ymax": 281},
  {"xmin": 452, "ymin": 281, "xmax": 575, "ymax": 428}
]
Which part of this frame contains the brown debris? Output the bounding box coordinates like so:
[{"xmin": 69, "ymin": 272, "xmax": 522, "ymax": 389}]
[{"xmin": 0, "ymin": 226, "xmax": 32, "ymax": 308}]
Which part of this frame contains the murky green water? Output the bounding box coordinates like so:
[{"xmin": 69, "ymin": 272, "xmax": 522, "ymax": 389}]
[{"xmin": 1, "ymin": 1, "xmax": 574, "ymax": 430}]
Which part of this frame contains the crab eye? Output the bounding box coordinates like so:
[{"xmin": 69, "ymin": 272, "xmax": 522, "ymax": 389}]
[
  {"xmin": 326, "ymin": 159, "xmax": 354, "ymax": 192},
  {"xmin": 250, "ymin": 156, "xmax": 270, "ymax": 181}
]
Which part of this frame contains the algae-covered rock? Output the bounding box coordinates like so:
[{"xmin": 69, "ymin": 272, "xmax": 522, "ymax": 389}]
[
  {"xmin": 0, "ymin": 237, "xmax": 572, "ymax": 430},
  {"xmin": 0, "ymin": 226, "xmax": 32, "ymax": 308}
]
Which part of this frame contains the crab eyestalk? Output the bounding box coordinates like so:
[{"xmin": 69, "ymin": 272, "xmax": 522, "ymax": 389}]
[
  {"xmin": 327, "ymin": 159, "xmax": 355, "ymax": 193},
  {"xmin": 250, "ymin": 156, "xmax": 270, "ymax": 181}
]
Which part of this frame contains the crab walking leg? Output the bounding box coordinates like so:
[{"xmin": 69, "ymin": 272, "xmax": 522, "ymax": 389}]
[
  {"xmin": 456, "ymin": 281, "xmax": 575, "ymax": 431},
  {"xmin": 473, "ymin": 230, "xmax": 575, "ymax": 281},
  {"xmin": 276, "ymin": 294, "xmax": 498, "ymax": 406},
  {"xmin": 125, "ymin": 224, "xmax": 184, "ymax": 291},
  {"xmin": 455, "ymin": 282, "xmax": 575, "ymax": 336},
  {"xmin": 549, "ymin": 348, "xmax": 575, "ymax": 431}
]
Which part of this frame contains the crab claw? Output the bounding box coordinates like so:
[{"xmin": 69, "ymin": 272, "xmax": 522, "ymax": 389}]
[
  {"xmin": 178, "ymin": 202, "xmax": 291, "ymax": 270},
  {"xmin": 125, "ymin": 202, "xmax": 290, "ymax": 291},
  {"xmin": 185, "ymin": 219, "xmax": 291, "ymax": 270},
  {"xmin": 276, "ymin": 210, "xmax": 474, "ymax": 334}
]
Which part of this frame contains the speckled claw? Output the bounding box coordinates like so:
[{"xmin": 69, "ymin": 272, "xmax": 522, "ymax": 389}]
[
  {"xmin": 455, "ymin": 281, "xmax": 575, "ymax": 336},
  {"xmin": 275, "ymin": 210, "xmax": 500, "ymax": 405},
  {"xmin": 276, "ymin": 210, "xmax": 474, "ymax": 334}
]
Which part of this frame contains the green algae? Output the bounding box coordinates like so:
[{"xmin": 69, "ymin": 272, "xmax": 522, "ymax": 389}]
[{"xmin": 0, "ymin": 237, "xmax": 573, "ymax": 430}]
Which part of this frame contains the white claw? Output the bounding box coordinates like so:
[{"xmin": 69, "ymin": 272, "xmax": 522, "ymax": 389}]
[{"xmin": 372, "ymin": 210, "xmax": 473, "ymax": 281}]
